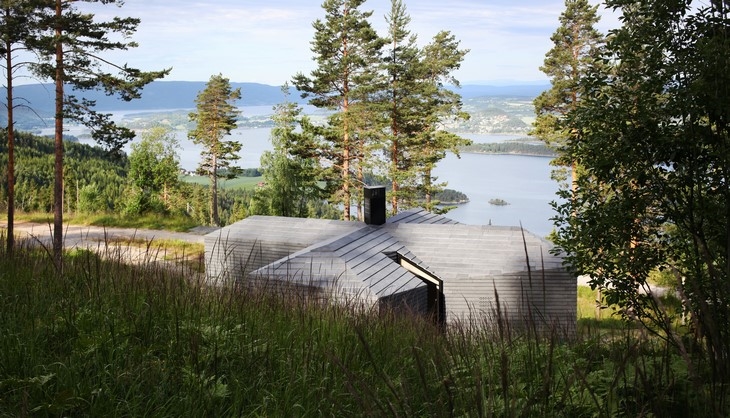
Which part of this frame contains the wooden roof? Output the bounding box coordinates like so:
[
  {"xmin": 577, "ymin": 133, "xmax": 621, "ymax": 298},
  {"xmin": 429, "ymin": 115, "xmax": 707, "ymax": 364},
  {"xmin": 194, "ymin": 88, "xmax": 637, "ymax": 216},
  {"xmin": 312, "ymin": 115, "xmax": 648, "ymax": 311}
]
[
  {"xmin": 243, "ymin": 208, "xmax": 562, "ymax": 296},
  {"xmin": 207, "ymin": 209, "xmax": 575, "ymax": 328},
  {"xmin": 252, "ymin": 225, "xmax": 430, "ymax": 299}
]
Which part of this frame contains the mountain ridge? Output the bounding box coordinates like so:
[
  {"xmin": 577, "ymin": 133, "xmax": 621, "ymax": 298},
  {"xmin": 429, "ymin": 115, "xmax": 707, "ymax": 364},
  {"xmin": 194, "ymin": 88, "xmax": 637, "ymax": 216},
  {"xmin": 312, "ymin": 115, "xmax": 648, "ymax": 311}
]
[{"xmin": 3, "ymin": 81, "xmax": 548, "ymax": 113}]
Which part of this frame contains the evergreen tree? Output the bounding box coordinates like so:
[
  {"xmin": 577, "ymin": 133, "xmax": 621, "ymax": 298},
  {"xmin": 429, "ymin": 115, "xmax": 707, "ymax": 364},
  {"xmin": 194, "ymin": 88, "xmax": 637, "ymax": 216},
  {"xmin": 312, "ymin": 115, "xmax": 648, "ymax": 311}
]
[
  {"xmin": 32, "ymin": 0, "xmax": 169, "ymax": 268},
  {"xmin": 414, "ymin": 31, "xmax": 470, "ymax": 212},
  {"xmin": 532, "ymin": 0, "xmax": 603, "ymax": 189},
  {"xmin": 380, "ymin": 0, "xmax": 423, "ymax": 213},
  {"xmin": 188, "ymin": 74, "xmax": 242, "ymax": 227},
  {"xmin": 253, "ymin": 86, "xmax": 326, "ymax": 218},
  {"xmin": 292, "ymin": 0, "xmax": 383, "ymax": 221},
  {"xmin": 1, "ymin": 0, "xmax": 42, "ymax": 256}
]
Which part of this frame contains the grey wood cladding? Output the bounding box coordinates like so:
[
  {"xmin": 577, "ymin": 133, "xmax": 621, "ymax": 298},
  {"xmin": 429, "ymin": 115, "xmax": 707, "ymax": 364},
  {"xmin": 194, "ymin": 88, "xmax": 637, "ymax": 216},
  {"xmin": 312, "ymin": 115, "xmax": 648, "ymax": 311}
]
[{"xmin": 205, "ymin": 209, "xmax": 575, "ymax": 332}]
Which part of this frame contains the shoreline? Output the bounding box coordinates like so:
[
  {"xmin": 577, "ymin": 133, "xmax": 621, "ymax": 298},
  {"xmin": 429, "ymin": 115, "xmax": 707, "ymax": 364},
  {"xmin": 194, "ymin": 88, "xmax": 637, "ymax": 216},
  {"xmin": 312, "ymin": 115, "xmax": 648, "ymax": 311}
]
[{"xmin": 460, "ymin": 150, "xmax": 555, "ymax": 158}]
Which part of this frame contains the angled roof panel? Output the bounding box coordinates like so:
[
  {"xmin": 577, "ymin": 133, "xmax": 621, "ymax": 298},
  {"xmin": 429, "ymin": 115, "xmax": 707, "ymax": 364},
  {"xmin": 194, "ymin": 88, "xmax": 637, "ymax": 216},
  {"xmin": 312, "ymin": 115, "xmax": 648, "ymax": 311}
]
[
  {"xmin": 209, "ymin": 215, "xmax": 363, "ymax": 247},
  {"xmin": 250, "ymin": 221, "xmax": 435, "ymax": 298},
  {"xmin": 387, "ymin": 209, "xmax": 461, "ymax": 225},
  {"xmin": 384, "ymin": 223, "xmax": 563, "ymax": 278}
]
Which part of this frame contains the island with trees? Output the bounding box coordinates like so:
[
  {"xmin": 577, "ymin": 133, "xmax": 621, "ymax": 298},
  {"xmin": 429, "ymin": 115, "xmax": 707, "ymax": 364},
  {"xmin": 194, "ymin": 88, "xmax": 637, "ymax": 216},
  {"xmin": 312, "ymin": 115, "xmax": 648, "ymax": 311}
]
[{"xmin": 460, "ymin": 140, "xmax": 556, "ymax": 157}]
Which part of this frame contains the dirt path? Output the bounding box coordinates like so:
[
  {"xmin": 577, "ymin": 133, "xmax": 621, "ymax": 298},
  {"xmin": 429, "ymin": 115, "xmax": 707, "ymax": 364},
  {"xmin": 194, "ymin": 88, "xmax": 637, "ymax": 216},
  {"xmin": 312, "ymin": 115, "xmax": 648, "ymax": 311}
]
[
  {"xmin": 3, "ymin": 220, "xmax": 216, "ymax": 245},
  {"xmin": 1, "ymin": 221, "xmax": 219, "ymax": 264}
]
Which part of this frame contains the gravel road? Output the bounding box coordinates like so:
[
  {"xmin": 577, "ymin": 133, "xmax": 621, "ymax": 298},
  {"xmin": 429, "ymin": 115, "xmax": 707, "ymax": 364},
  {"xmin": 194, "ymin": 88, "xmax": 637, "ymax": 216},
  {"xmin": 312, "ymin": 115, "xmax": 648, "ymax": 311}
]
[{"xmin": 1, "ymin": 221, "xmax": 220, "ymax": 264}]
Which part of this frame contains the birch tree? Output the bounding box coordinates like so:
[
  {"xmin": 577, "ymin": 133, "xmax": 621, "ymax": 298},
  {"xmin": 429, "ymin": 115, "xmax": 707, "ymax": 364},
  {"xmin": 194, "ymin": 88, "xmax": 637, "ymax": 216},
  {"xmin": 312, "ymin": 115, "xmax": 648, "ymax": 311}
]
[{"xmin": 554, "ymin": 0, "xmax": 730, "ymax": 387}]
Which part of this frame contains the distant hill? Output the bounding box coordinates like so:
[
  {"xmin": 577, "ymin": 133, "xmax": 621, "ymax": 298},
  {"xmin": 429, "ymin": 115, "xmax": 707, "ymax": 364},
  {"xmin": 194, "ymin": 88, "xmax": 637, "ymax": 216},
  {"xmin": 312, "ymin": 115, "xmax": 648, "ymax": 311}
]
[
  {"xmin": 3, "ymin": 81, "xmax": 547, "ymax": 114},
  {"xmin": 456, "ymin": 84, "xmax": 549, "ymax": 98},
  {"xmin": 4, "ymin": 81, "xmax": 301, "ymax": 113}
]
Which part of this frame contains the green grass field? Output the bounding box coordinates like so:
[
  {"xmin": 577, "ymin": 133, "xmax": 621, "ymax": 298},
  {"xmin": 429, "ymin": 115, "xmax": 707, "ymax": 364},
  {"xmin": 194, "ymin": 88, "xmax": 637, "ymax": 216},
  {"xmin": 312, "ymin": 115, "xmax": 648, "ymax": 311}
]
[
  {"xmin": 9, "ymin": 211, "xmax": 200, "ymax": 232},
  {"xmin": 180, "ymin": 175, "xmax": 262, "ymax": 190},
  {"xmin": 0, "ymin": 235, "xmax": 720, "ymax": 416}
]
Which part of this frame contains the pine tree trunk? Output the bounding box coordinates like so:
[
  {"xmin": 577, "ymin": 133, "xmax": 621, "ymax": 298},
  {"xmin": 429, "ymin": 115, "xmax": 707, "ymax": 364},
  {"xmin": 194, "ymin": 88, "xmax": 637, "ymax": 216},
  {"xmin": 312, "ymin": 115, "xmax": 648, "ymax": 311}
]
[
  {"xmin": 211, "ymin": 154, "xmax": 219, "ymax": 226},
  {"xmin": 5, "ymin": 34, "xmax": 15, "ymax": 257},
  {"xmin": 342, "ymin": 94, "xmax": 351, "ymax": 221},
  {"xmin": 424, "ymin": 168, "xmax": 432, "ymax": 211},
  {"xmin": 52, "ymin": 0, "xmax": 64, "ymax": 271},
  {"xmin": 391, "ymin": 95, "xmax": 399, "ymax": 214},
  {"xmin": 357, "ymin": 150, "xmax": 364, "ymax": 221}
]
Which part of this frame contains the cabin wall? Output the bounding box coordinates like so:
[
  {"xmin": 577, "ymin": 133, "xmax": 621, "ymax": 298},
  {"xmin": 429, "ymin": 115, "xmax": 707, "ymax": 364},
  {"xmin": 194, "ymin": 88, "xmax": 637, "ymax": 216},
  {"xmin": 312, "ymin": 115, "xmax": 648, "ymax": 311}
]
[
  {"xmin": 378, "ymin": 285, "xmax": 429, "ymax": 317},
  {"xmin": 205, "ymin": 235, "xmax": 311, "ymax": 285},
  {"xmin": 443, "ymin": 269, "xmax": 576, "ymax": 334}
]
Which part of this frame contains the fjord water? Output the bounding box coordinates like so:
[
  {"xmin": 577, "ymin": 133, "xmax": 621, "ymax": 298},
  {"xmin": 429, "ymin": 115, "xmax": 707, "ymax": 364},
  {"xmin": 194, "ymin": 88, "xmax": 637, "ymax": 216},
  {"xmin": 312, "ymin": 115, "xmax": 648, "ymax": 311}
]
[
  {"xmin": 198, "ymin": 128, "xmax": 559, "ymax": 238},
  {"xmin": 56, "ymin": 114, "xmax": 559, "ymax": 238},
  {"xmin": 433, "ymin": 151, "xmax": 557, "ymax": 237}
]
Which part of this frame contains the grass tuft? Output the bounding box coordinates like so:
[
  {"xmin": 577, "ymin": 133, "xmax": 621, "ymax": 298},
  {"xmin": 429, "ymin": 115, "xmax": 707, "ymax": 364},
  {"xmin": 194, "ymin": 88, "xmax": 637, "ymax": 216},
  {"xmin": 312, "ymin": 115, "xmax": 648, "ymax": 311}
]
[{"xmin": 0, "ymin": 234, "xmax": 725, "ymax": 416}]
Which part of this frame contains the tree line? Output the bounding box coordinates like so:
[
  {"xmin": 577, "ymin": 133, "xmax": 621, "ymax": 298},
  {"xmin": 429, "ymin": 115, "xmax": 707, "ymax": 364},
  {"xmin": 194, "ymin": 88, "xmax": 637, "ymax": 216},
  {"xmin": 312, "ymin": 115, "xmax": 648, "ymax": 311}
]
[
  {"xmin": 2, "ymin": 0, "xmax": 469, "ymax": 265},
  {"xmin": 0, "ymin": 128, "xmax": 340, "ymax": 227},
  {"xmin": 285, "ymin": 0, "xmax": 470, "ymax": 219},
  {"xmin": 536, "ymin": 0, "xmax": 730, "ymax": 395},
  {"xmin": 185, "ymin": 0, "xmax": 471, "ymax": 224},
  {"xmin": 460, "ymin": 141, "xmax": 556, "ymax": 157},
  {"xmin": 1, "ymin": 0, "xmax": 169, "ymax": 268}
]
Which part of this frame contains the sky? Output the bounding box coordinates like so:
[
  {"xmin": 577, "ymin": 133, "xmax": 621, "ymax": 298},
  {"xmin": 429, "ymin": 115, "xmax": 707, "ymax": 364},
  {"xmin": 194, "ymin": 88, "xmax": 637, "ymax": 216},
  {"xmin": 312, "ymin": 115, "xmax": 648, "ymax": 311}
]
[{"xmin": 73, "ymin": 0, "xmax": 620, "ymax": 86}]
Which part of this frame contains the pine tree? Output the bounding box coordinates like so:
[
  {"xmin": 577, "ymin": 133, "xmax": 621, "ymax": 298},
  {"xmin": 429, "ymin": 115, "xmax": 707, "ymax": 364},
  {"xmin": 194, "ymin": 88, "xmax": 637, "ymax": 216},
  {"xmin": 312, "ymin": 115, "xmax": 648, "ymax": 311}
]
[
  {"xmin": 380, "ymin": 0, "xmax": 423, "ymax": 213},
  {"xmin": 253, "ymin": 86, "xmax": 326, "ymax": 218},
  {"xmin": 32, "ymin": 0, "xmax": 169, "ymax": 269},
  {"xmin": 415, "ymin": 31, "xmax": 470, "ymax": 212},
  {"xmin": 293, "ymin": 0, "xmax": 383, "ymax": 221},
  {"xmin": 188, "ymin": 74, "xmax": 242, "ymax": 227},
  {"xmin": 532, "ymin": 0, "xmax": 603, "ymax": 189},
  {"xmin": 1, "ymin": 0, "xmax": 38, "ymax": 257}
]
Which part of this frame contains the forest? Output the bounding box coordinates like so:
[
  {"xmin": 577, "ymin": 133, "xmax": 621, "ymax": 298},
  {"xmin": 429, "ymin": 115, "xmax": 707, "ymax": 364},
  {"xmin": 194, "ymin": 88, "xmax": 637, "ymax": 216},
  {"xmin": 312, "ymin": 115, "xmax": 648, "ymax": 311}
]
[
  {"xmin": 0, "ymin": 131, "xmax": 255, "ymax": 226},
  {"xmin": 460, "ymin": 140, "xmax": 555, "ymax": 157},
  {"xmin": 0, "ymin": 130, "xmax": 464, "ymax": 225},
  {"xmin": 2, "ymin": 0, "xmax": 730, "ymax": 416}
]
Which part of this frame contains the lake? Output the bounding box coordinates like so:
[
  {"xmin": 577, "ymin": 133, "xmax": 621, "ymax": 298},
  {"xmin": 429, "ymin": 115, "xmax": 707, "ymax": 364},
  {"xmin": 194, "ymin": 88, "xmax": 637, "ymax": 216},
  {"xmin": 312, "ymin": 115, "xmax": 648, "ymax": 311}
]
[
  {"xmin": 47, "ymin": 112, "xmax": 560, "ymax": 237},
  {"xmin": 184, "ymin": 129, "xmax": 559, "ymax": 237},
  {"xmin": 434, "ymin": 151, "xmax": 557, "ymax": 237}
]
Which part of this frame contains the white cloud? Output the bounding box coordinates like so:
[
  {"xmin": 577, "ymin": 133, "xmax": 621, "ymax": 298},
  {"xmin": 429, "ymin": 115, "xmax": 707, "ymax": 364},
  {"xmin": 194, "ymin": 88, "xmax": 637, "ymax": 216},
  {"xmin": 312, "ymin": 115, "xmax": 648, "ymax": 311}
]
[{"xmin": 67, "ymin": 0, "xmax": 617, "ymax": 85}]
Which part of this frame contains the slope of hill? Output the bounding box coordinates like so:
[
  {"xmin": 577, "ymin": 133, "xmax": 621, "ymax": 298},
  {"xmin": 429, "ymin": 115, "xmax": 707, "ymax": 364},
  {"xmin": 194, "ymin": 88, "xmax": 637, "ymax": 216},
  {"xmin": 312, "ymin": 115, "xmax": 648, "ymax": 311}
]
[
  {"xmin": 4, "ymin": 81, "xmax": 548, "ymax": 113},
  {"xmin": 0, "ymin": 131, "xmax": 128, "ymax": 213},
  {"xmin": 4, "ymin": 81, "xmax": 300, "ymax": 113}
]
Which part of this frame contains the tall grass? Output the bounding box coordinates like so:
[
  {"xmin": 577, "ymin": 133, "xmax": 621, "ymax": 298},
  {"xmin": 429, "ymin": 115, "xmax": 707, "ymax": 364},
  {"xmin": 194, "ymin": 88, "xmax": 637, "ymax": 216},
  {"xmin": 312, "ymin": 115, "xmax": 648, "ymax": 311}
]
[
  {"xmin": 7, "ymin": 211, "xmax": 199, "ymax": 232},
  {"xmin": 0, "ymin": 234, "xmax": 725, "ymax": 416}
]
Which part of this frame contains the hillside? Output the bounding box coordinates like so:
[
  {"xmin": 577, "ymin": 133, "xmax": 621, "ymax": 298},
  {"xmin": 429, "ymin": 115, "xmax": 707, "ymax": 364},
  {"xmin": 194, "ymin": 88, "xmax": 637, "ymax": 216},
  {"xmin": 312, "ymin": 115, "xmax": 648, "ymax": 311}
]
[
  {"xmin": 3, "ymin": 81, "xmax": 547, "ymax": 112},
  {"xmin": 0, "ymin": 132, "xmax": 128, "ymax": 213},
  {"xmin": 3, "ymin": 82, "xmax": 299, "ymax": 114},
  {"xmin": 460, "ymin": 140, "xmax": 556, "ymax": 157}
]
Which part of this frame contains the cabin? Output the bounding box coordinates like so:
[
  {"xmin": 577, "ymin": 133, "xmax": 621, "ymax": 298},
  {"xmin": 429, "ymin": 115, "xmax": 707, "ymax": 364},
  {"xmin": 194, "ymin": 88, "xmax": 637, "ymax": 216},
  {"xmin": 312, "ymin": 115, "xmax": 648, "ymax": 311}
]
[{"xmin": 205, "ymin": 186, "xmax": 576, "ymax": 332}]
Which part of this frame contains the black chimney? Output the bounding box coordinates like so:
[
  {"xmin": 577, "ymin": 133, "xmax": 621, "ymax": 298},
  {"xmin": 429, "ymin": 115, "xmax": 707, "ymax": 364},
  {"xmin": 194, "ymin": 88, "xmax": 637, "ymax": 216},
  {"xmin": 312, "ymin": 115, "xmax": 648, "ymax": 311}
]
[{"xmin": 364, "ymin": 186, "xmax": 386, "ymax": 225}]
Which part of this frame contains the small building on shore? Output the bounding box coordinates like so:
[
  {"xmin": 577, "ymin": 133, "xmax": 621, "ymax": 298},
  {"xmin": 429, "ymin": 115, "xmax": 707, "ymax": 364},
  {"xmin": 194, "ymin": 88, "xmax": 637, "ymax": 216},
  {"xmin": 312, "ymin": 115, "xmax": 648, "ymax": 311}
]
[{"xmin": 205, "ymin": 186, "xmax": 576, "ymax": 332}]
